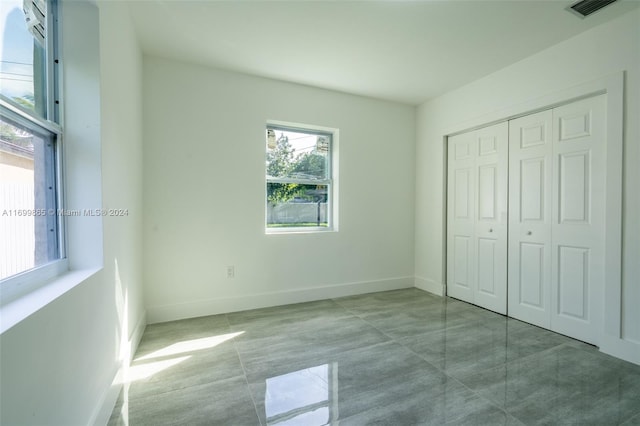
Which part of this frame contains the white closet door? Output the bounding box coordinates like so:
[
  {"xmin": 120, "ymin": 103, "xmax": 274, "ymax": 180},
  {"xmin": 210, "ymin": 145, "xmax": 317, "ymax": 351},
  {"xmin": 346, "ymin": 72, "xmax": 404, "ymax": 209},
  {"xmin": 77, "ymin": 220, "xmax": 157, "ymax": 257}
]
[
  {"xmin": 507, "ymin": 95, "xmax": 606, "ymax": 345},
  {"xmin": 447, "ymin": 122, "xmax": 507, "ymax": 314},
  {"xmin": 508, "ymin": 110, "xmax": 553, "ymax": 328},
  {"xmin": 550, "ymin": 95, "xmax": 606, "ymax": 345},
  {"xmin": 474, "ymin": 123, "xmax": 508, "ymax": 314},
  {"xmin": 448, "ymin": 96, "xmax": 607, "ymax": 341},
  {"xmin": 447, "ymin": 131, "xmax": 476, "ymax": 304}
]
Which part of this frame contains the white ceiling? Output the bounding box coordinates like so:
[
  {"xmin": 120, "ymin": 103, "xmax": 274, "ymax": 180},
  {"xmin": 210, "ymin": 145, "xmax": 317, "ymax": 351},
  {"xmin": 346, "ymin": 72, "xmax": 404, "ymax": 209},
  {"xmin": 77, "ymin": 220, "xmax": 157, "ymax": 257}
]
[{"xmin": 128, "ymin": 0, "xmax": 639, "ymax": 105}]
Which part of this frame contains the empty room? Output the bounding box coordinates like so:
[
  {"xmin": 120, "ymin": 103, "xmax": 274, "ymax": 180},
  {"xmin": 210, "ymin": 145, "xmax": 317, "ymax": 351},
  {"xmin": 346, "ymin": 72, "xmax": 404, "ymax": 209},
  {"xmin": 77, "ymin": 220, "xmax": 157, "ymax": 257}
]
[{"xmin": 1, "ymin": 0, "xmax": 639, "ymax": 424}]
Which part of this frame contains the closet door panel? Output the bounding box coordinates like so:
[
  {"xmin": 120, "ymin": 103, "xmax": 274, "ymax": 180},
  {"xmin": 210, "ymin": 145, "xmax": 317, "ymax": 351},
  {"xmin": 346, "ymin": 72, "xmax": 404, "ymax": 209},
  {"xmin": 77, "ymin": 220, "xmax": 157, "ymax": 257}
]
[
  {"xmin": 452, "ymin": 236, "xmax": 472, "ymax": 291},
  {"xmin": 474, "ymin": 123, "xmax": 508, "ymax": 314},
  {"xmin": 520, "ymin": 158, "xmax": 546, "ymax": 221},
  {"xmin": 557, "ymin": 246, "xmax": 590, "ymax": 320},
  {"xmin": 550, "ymin": 95, "xmax": 606, "ymax": 345},
  {"xmin": 447, "ymin": 132, "xmax": 476, "ymax": 304},
  {"xmin": 558, "ymin": 151, "xmax": 590, "ymax": 223},
  {"xmin": 447, "ymin": 122, "xmax": 507, "ymax": 314},
  {"xmin": 477, "ymin": 238, "xmax": 497, "ymax": 295},
  {"xmin": 508, "ymin": 110, "xmax": 553, "ymax": 328},
  {"xmin": 519, "ymin": 242, "xmax": 545, "ymax": 309}
]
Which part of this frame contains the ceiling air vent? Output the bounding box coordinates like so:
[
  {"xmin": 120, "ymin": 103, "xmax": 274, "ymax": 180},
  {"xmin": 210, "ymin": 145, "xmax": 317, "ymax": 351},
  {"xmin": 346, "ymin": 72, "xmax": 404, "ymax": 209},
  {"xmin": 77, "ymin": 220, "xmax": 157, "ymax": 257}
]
[{"xmin": 568, "ymin": 0, "xmax": 618, "ymax": 17}]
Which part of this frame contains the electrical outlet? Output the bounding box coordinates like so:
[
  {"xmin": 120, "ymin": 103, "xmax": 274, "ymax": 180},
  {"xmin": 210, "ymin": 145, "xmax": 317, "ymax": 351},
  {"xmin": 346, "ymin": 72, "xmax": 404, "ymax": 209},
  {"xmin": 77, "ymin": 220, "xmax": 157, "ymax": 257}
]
[{"xmin": 226, "ymin": 266, "xmax": 235, "ymax": 279}]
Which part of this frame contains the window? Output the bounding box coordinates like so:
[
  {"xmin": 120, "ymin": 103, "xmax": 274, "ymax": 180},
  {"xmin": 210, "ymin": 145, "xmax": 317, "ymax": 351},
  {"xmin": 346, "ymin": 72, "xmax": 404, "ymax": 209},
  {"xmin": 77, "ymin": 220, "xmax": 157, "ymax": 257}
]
[
  {"xmin": 1, "ymin": 0, "xmax": 62, "ymax": 282},
  {"xmin": 266, "ymin": 124, "xmax": 334, "ymax": 232}
]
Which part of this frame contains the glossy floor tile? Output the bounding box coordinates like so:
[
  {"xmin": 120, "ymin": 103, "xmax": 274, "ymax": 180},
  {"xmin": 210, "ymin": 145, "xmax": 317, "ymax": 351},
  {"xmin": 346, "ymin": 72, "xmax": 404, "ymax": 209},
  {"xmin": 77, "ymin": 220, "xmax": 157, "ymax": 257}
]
[{"xmin": 109, "ymin": 289, "xmax": 640, "ymax": 425}]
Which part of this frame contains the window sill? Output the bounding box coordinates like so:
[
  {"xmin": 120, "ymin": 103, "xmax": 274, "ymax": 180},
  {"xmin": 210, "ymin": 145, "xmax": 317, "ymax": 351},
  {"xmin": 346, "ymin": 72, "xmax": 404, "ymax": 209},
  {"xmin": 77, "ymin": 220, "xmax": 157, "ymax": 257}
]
[
  {"xmin": 0, "ymin": 267, "xmax": 101, "ymax": 335},
  {"xmin": 266, "ymin": 226, "xmax": 336, "ymax": 235}
]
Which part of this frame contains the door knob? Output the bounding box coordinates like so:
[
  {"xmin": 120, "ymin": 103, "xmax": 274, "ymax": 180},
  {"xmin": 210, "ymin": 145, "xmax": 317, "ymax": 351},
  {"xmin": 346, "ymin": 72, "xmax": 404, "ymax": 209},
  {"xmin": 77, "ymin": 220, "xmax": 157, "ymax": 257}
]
[
  {"xmin": 527, "ymin": 231, "xmax": 532, "ymax": 235},
  {"xmin": 489, "ymin": 228, "xmax": 493, "ymax": 233}
]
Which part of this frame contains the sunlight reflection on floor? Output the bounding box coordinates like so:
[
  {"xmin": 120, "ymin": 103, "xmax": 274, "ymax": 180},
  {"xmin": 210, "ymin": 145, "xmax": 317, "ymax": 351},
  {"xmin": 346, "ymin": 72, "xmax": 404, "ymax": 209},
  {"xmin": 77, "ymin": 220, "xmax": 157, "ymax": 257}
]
[{"xmin": 136, "ymin": 331, "xmax": 245, "ymax": 362}]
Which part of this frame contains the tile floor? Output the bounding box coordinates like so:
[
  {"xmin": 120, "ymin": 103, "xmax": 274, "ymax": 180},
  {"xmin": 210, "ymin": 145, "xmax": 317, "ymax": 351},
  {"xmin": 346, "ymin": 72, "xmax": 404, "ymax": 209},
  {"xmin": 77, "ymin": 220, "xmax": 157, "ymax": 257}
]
[{"xmin": 108, "ymin": 288, "xmax": 640, "ymax": 425}]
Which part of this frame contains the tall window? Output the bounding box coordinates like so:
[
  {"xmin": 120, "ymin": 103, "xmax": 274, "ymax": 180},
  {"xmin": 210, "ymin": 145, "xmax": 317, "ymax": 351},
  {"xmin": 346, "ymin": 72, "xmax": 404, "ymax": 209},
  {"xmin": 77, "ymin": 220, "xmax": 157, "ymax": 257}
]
[
  {"xmin": 266, "ymin": 124, "xmax": 334, "ymax": 232},
  {"xmin": 1, "ymin": 0, "xmax": 62, "ymax": 281}
]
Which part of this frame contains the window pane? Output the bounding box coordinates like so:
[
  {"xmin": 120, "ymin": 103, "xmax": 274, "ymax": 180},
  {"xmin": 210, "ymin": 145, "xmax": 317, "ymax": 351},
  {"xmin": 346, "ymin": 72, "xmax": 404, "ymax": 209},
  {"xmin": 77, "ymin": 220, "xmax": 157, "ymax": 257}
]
[
  {"xmin": 1, "ymin": 112, "xmax": 59, "ymax": 280},
  {"xmin": 266, "ymin": 183, "xmax": 328, "ymax": 228},
  {"xmin": 0, "ymin": 0, "xmax": 47, "ymax": 115},
  {"xmin": 266, "ymin": 128, "xmax": 329, "ymax": 181}
]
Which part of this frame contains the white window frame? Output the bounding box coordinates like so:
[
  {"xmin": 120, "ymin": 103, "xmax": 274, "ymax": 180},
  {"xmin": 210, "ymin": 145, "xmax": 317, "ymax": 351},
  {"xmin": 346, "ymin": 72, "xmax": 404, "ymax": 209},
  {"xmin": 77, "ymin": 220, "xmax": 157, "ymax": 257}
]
[
  {"xmin": 0, "ymin": 0, "xmax": 66, "ymax": 301},
  {"xmin": 265, "ymin": 121, "xmax": 338, "ymax": 234}
]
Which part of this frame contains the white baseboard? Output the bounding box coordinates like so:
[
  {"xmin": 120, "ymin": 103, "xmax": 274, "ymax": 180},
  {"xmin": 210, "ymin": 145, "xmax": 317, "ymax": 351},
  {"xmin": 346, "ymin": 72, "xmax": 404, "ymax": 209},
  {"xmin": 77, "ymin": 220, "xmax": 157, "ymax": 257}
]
[
  {"xmin": 90, "ymin": 364, "xmax": 121, "ymax": 426},
  {"xmin": 414, "ymin": 276, "xmax": 445, "ymax": 296},
  {"xmin": 91, "ymin": 310, "xmax": 147, "ymax": 425},
  {"xmin": 147, "ymin": 277, "xmax": 414, "ymax": 324},
  {"xmin": 129, "ymin": 309, "xmax": 147, "ymax": 360}
]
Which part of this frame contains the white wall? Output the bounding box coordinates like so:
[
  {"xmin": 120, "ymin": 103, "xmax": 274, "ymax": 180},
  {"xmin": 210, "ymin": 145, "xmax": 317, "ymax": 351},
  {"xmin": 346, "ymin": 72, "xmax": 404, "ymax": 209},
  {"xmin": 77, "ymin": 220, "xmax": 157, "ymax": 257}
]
[
  {"xmin": 0, "ymin": 1, "xmax": 145, "ymax": 424},
  {"xmin": 97, "ymin": 4, "xmax": 146, "ymax": 419},
  {"xmin": 415, "ymin": 9, "xmax": 640, "ymax": 362},
  {"xmin": 143, "ymin": 57, "xmax": 416, "ymax": 322}
]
